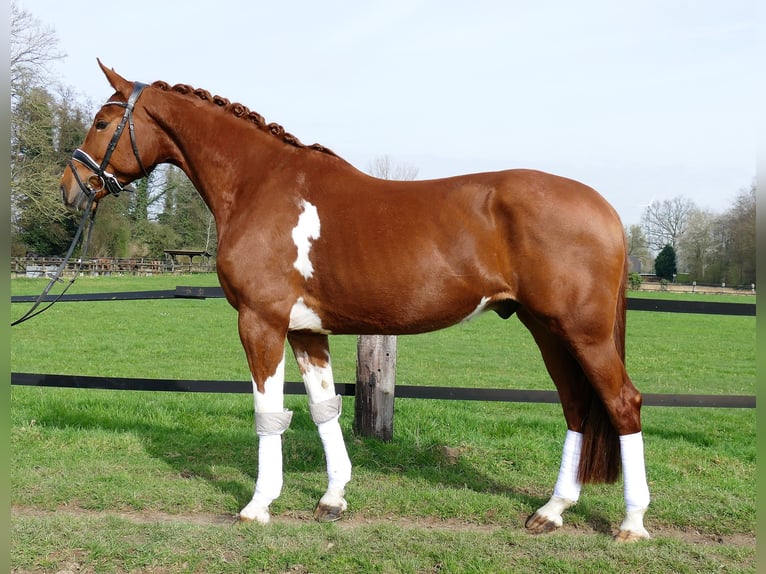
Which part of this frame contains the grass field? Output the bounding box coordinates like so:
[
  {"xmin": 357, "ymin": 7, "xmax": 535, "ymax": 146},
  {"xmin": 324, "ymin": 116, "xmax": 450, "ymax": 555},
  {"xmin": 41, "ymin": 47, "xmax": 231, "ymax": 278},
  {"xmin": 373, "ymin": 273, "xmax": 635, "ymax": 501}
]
[{"xmin": 10, "ymin": 275, "xmax": 756, "ymax": 573}]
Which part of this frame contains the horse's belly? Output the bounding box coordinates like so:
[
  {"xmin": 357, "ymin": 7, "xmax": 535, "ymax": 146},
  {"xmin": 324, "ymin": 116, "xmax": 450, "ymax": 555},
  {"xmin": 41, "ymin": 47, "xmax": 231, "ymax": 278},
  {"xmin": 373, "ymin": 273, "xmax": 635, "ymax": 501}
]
[{"xmin": 292, "ymin": 289, "xmax": 506, "ymax": 336}]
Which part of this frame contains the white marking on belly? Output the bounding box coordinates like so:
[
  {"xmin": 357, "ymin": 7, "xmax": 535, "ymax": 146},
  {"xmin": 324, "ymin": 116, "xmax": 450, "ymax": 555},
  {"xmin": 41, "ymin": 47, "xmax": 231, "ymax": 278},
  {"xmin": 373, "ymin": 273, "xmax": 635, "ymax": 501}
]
[
  {"xmin": 289, "ymin": 297, "xmax": 331, "ymax": 333},
  {"xmin": 462, "ymin": 296, "xmax": 491, "ymax": 323},
  {"xmin": 292, "ymin": 200, "xmax": 321, "ymax": 279}
]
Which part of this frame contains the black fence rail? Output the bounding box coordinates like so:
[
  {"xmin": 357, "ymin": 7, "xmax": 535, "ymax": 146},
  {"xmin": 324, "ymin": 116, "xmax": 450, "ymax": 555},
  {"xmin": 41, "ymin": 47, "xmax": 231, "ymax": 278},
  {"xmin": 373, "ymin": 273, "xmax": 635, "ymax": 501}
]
[
  {"xmin": 11, "ymin": 286, "xmax": 758, "ymax": 316},
  {"xmin": 625, "ymin": 297, "xmax": 756, "ymax": 316},
  {"xmin": 11, "ymin": 286, "xmax": 755, "ymax": 408},
  {"xmin": 10, "ymin": 372, "xmax": 756, "ymax": 409}
]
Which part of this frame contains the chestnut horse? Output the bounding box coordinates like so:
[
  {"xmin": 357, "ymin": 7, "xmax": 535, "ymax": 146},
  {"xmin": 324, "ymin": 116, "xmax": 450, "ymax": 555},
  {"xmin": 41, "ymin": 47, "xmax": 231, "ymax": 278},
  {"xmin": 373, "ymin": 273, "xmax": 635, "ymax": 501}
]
[{"xmin": 60, "ymin": 62, "xmax": 650, "ymax": 541}]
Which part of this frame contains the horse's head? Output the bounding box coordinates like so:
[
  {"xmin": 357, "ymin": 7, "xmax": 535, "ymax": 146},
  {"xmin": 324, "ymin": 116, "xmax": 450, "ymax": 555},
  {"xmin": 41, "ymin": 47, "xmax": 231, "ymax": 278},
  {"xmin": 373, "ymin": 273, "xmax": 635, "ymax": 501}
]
[{"xmin": 60, "ymin": 60, "xmax": 156, "ymax": 211}]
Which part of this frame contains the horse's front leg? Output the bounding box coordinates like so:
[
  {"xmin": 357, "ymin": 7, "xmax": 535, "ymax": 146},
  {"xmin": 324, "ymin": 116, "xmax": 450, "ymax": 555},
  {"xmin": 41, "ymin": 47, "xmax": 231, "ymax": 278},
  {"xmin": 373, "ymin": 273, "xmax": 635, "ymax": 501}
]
[
  {"xmin": 288, "ymin": 332, "xmax": 352, "ymax": 522},
  {"xmin": 237, "ymin": 311, "xmax": 292, "ymax": 524}
]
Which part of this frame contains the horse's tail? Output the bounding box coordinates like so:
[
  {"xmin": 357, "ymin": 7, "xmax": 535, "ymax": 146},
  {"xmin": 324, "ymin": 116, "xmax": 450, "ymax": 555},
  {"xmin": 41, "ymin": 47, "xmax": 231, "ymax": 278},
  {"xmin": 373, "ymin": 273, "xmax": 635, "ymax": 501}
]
[{"xmin": 576, "ymin": 256, "xmax": 628, "ymax": 485}]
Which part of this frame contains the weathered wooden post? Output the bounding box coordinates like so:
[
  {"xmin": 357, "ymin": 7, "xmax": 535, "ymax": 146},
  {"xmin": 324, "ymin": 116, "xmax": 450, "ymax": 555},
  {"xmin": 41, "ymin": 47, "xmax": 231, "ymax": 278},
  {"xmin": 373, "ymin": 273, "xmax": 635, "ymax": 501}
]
[{"xmin": 354, "ymin": 334, "xmax": 397, "ymax": 441}]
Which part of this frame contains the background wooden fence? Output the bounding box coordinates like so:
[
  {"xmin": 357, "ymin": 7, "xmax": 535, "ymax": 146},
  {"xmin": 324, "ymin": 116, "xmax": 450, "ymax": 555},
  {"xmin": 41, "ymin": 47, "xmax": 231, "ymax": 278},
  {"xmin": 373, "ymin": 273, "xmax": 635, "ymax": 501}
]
[{"xmin": 11, "ymin": 254, "xmax": 215, "ymax": 277}]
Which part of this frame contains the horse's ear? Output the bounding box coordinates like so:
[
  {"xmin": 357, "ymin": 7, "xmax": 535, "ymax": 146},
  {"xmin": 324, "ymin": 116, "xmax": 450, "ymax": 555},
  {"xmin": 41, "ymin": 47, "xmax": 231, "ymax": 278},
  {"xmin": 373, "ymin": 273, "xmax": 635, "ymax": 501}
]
[{"xmin": 97, "ymin": 58, "xmax": 133, "ymax": 95}]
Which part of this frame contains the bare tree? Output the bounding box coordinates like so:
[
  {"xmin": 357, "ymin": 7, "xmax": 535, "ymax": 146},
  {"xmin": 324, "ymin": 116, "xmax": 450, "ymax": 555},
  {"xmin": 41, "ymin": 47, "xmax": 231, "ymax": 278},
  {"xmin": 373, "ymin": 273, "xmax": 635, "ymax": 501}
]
[
  {"xmin": 10, "ymin": 1, "xmax": 64, "ymax": 95},
  {"xmin": 624, "ymin": 224, "xmax": 652, "ymax": 271},
  {"xmin": 368, "ymin": 154, "xmax": 419, "ymax": 181},
  {"xmin": 640, "ymin": 196, "xmax": 695, "ymax": 252},
  {"xmin": 10, "ymin": 2, "xmax": 78, "ymax": 256},
  {"xmin": 676, "ymin": 208, "xmax": 717, "ymax": 280},
  {"xmin": 719, "ymin": 182, "xmax": 756, "ymax": 284}
]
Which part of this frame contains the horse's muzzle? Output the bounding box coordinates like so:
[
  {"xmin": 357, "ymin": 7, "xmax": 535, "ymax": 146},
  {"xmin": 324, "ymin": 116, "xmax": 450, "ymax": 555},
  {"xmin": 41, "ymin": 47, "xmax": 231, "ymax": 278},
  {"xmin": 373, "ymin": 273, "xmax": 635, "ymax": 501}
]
[{"xmin": 60, "ymin": 184, "xmax": 73, "ymax": 209}]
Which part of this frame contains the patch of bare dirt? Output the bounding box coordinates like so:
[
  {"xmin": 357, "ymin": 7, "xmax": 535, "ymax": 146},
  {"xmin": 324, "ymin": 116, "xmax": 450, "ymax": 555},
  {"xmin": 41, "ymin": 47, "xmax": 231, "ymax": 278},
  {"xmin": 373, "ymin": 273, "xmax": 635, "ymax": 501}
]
[{"xmin": 12, "ymin": 505, "xmax": 755, "ymax": 548}]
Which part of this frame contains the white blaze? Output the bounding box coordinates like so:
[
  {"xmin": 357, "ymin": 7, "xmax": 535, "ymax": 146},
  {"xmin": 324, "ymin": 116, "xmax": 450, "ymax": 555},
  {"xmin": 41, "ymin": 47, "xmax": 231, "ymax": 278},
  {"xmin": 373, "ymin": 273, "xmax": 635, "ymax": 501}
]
[{"xmin": 292, "ymin": 200, "xmax": 321, "ymax": 279}]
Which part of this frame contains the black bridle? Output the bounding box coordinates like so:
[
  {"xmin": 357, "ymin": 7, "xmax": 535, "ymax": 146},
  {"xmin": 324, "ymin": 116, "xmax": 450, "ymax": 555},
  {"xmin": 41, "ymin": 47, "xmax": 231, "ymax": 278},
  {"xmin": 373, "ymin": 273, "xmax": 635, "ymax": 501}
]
[
  {"xmin": 12, "ymin": 82, "xmax": 150, "ymax": 326},
  {"xmin": 69, "ymin": 81, "xmax": 150, "ymax": 199}
]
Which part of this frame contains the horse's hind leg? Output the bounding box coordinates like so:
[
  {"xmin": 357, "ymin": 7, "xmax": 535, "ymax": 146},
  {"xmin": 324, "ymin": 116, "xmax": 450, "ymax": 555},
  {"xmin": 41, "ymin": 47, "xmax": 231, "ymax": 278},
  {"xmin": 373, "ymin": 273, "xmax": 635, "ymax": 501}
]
[
  {"xmin": 517, "ymin": 309, "xmax": 592, "ymax": 534},
  {"xmin": 518, "ymin": 307, "xmax": 650, "ymax": 541},
  {"xmin": 288, "ymin": 332, "xmax": 352, "ymax": 522},
  {"xmin": 526, "ymin": 306, "xmax": 650, "ymax": 540}
]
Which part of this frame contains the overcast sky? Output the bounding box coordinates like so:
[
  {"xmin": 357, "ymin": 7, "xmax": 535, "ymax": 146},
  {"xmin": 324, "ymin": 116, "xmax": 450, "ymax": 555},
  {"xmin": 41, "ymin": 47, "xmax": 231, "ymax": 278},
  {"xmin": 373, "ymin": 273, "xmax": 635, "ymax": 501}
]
[{"xmin": 23, "ymin": 0, "xmax": 756, "ymax": 226}]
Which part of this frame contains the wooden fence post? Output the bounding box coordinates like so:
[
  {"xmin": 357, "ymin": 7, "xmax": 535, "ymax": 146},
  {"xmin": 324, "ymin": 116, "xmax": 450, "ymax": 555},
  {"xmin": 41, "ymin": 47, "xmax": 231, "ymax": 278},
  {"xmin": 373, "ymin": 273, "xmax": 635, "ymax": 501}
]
[{"xmin": 354, "ymin": 334, "xmax": 397, "ymax": 441}]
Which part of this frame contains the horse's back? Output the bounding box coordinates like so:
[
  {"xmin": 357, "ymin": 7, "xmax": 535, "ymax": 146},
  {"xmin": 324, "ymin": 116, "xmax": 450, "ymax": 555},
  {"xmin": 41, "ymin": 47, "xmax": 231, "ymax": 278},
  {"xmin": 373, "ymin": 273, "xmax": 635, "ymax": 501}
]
[{"xmin": 364, "ymin": 167, "xmax": 622, "ymax": 238}]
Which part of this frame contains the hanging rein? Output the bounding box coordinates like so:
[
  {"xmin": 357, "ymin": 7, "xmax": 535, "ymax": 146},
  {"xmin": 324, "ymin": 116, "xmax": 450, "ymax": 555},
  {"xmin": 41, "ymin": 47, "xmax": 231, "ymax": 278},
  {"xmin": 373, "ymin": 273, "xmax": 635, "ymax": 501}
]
[{"xmin": 11, "ymin": 83, "xmax": 149, "ymax": 326}]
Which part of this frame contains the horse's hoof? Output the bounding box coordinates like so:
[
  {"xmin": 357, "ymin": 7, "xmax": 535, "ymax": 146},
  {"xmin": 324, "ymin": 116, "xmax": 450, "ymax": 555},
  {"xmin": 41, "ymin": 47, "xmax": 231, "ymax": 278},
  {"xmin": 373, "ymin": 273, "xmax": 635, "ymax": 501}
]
[
  {"xmin": 614, "ymin": 528, "xmax": 651, "ymax": 542},
  {"xmin": 313, "ymin": 503, "xmax": 345, "ymax": 523},
  {"xmin": 616, "ymin": 508, "xmax": 649, "ymax": 542},
  {"xmin": 238, "ymin": 505, "xmax": 271, "ymax": 525},
  {"xmin": 524, "ymin": 512, "xmax": 561, "ymax": 534},
  {"xmin": 238, "ymin": 513, "xmax": 270, "ymax": 525}
]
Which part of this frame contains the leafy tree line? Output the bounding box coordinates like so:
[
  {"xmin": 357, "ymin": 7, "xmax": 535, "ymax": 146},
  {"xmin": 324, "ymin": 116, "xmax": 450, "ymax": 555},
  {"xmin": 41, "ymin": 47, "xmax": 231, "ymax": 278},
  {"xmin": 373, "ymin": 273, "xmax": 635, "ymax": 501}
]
[
  {"xmin": 625, "ymin": 186, "xmax": 755, "ymax": 286},
  {"xmin": 10, "ymin": 2, "xmax": 214, "ymax": 260}
]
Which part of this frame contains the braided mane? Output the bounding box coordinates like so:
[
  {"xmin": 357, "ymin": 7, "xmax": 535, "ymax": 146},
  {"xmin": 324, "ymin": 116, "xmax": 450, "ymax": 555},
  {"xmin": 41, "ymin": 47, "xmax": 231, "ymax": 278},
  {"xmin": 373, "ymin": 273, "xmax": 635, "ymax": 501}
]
[{"xmin": 150, "ymin": 80, "xmax": 338, "ymax": 157}]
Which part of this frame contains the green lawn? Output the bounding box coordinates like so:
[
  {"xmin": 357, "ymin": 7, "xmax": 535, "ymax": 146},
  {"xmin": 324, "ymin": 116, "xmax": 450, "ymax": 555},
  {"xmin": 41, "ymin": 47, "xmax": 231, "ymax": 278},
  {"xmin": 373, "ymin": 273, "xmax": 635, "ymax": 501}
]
[{"xmin": 10, "ymin": 275, "xmax": 756, "ymax": 573}]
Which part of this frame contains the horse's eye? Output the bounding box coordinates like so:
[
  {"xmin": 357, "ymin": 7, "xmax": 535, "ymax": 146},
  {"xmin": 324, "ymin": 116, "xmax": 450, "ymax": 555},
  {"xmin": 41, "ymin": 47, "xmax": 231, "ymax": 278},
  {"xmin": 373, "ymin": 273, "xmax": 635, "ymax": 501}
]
[{"xmin": 95, "ymin": 120, "xmax": 108, "ymax": 130}]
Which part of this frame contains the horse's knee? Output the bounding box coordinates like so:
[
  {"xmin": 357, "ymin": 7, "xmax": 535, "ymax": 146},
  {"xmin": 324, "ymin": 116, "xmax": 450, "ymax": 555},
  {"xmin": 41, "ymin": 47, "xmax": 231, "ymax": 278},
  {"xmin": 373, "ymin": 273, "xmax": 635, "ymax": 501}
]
[{"xmin": 576, "ymin": 345, "xmax": 643, "ymax": 435}]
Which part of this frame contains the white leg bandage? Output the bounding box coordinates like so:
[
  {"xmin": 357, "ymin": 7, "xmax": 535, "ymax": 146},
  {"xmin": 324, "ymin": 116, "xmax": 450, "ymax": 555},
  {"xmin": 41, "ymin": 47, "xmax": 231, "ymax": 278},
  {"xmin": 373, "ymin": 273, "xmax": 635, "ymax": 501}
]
[
  {"xmin": 252, "ymin": 433, "xmax": 284, "ymax": 505},
  {"xmin": 309, "ymin": 394, "xmax": 343, "ymax": 425},
  {"xmin": 620, "ymin": 432, "xmax": 650, "ymax": 512},
  {"xmin": 553, "ymin": 429, "xmax": 583, "ymax": 503},
  {"xmin": 239, "ymin": 410, "xmax": 293, "ymax": 523},
  {"xmin": 311, "ymin": 395, "xmax": 352, "ymax": 492},
  {"xmin": 528, "ymin": 429, "xmax": 582, "ymax": 530},
  {"xmin": 256, "ymin": 410, "xmax": 293, "ymax": 436}
]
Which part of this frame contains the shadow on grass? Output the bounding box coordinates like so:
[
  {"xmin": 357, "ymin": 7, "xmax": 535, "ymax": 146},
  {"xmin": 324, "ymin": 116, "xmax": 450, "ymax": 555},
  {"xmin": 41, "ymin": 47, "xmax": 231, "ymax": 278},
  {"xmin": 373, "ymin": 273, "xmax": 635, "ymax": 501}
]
[
  {"xmin": 29, "ymin": 392, "xmax": 615, "ymax": 533},
  {"xmin": 642, "ymin": 423, "xmax": 714, "ymax": 448}
]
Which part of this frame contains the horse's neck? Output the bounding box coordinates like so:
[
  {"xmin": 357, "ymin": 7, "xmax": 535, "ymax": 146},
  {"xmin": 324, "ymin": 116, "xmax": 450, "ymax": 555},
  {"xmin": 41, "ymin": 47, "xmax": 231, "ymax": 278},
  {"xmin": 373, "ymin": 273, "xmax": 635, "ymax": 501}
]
[{"xmin": 157, "ymin": 98, "xmax": 279, "ymax": 227}]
